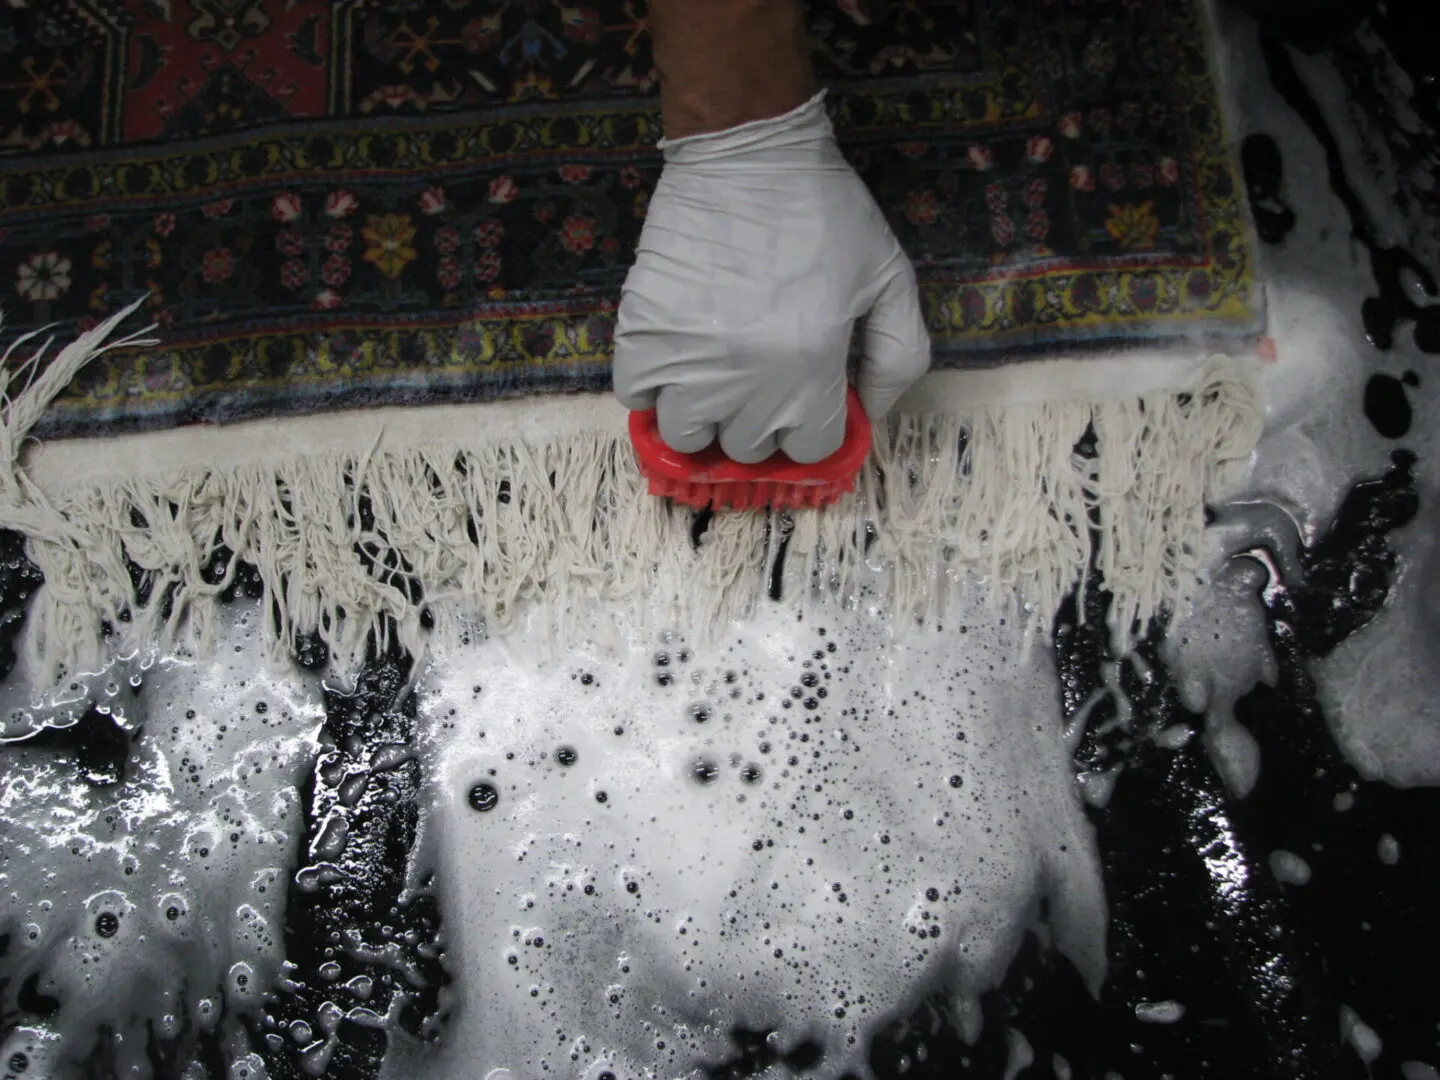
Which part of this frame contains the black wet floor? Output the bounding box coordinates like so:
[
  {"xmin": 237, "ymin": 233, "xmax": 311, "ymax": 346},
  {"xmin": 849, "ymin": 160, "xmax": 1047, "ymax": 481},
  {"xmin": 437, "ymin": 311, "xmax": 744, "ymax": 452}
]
[{"xmin": 902, "ymin": 447, "xmax": 1434, "ymax": 1080}]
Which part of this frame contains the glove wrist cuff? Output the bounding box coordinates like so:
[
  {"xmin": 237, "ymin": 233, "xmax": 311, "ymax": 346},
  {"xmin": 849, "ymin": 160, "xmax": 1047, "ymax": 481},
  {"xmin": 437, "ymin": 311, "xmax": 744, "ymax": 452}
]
[{"xmin": 658, "ymin": 90, "xmax": 831, "ymax": 163}]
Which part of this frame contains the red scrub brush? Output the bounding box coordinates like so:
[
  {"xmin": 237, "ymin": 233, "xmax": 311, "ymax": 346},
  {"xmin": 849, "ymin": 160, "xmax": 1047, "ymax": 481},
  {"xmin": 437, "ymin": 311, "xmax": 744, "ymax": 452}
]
[{"xmin": 628, "ymin": 386, "xmax": 872, "ymax": 510}]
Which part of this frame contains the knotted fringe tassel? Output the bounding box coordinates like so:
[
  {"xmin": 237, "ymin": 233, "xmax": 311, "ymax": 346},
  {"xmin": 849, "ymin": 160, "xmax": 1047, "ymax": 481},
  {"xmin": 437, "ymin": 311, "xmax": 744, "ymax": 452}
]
[{"xmin": 0, "ymin": 304, "xmax": 1262, "ymax": 688}]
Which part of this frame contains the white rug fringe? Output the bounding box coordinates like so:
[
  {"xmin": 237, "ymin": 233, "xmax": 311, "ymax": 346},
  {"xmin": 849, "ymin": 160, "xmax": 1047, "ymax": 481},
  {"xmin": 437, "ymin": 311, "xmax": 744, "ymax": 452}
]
[{"xmin": 0, "ymin": 305, "xmax": 1262, "ymax": 685}]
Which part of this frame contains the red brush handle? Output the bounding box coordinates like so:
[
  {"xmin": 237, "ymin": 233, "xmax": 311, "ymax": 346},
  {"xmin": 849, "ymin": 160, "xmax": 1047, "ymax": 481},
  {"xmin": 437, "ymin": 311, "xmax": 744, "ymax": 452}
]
[{"xmin": 628, "ymin": 386, "xmax": 872, "ymax": 489}]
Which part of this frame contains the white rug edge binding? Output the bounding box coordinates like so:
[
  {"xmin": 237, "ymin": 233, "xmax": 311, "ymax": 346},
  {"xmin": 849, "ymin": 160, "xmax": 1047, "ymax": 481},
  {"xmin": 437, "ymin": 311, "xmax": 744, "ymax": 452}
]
[{"xmin": 0, "ymin": 298, "xmax": 1266, "ymax": 688}]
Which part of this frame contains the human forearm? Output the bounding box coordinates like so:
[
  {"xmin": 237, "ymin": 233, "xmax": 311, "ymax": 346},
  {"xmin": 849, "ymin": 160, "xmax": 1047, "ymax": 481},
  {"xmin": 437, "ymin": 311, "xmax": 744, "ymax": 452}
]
[{"xmin": 649, "ymin": 0, "xmax": 815, "ymax": 140}]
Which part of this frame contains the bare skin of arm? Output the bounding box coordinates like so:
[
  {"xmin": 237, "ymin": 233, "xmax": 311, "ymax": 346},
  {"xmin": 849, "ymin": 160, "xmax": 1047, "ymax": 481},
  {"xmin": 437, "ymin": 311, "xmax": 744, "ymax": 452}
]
[{"xmin": 648, "ymin": 0, "xmax": 815, "ymax": 139}]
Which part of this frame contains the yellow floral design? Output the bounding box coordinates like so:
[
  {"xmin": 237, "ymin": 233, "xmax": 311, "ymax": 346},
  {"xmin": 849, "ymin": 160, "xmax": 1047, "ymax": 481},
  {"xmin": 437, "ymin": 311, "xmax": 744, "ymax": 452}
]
[
  {"xmin": 1104, "ymin": 201, "xmax": 1160, "ymax": 250},
  {"xmin": 361, "ymin": 213, "xmax": 418, "ymax": 279}
]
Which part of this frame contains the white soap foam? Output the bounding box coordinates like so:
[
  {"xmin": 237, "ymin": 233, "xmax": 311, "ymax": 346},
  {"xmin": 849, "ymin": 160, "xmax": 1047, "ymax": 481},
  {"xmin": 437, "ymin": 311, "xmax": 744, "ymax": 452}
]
[
  {"xmin": 1001, "ymin": 1028, "xmax": 1035, "ymax": 1080},
  {"xmin": 1313, "ymin": 492, "xmax": 1440, "ymax": 787},
  {"xmin": 1134, "ymin": 1000, "xmax": 1186, "ymax": 1024},
  {"xmin": 396, "ymin": 587, "xmax": 1105, "ymax": 1078},
  {"xmin": 1076, "ymin": 766, "xmax": 1123, "ymax": 811},
  {"xmin": 1161, "ymin": 275, "xmax": 1439, "ymax": 799},
  {"xmin": 0, "ymin": 605, "xmax": 324, "ymax": 1077},
  {"xmin": 1161, "ymin": 558, "xmax": 1274, "ymax": 799},
  {"xmin": 1200, "ymin": 7, "xmax": 1440, "ymax": 791},
  {"xmin": 1377, "ymin": 833, "xmax": 1401, "ymax": 866},
  {"xmin": 1267, "ymin": 329, "xmax": 1440, "ymax": 787},
  {"xmin": 1269, "ymin": 850, "xmax": 1313, "ymax": 887},
  {"xmin": 1340, "ymin": 1005, "xmax": 1383, "ymax": 1065},
  {"xmin": 1152, "ymin": 725, "xmax": 1194, "ymax": 751}
]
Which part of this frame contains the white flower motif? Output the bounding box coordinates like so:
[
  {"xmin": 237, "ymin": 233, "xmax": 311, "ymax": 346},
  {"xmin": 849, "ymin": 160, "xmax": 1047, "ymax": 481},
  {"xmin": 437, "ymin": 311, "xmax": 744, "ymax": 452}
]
[{"xmin": 15, "ymin": 251, "xmax": 72, "ymax": 302}]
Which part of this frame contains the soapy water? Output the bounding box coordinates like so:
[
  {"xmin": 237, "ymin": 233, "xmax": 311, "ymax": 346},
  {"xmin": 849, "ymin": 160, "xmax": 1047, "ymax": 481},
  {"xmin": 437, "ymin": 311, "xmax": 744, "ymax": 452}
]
[
  {"xmin": 1307, "ymin": 448, "xmax": 1440, "ymax": 786},
  {"xmin": 0, "ymin": 601, "xmax": 449, "ymax": 1080},
  {"xmin": 1216, "ymin": 5, "xmax": 1440, "ymax": 792},
  {"xmin": 1038, "ymin": 465, "xmax": 1440, "ymax": 1080},
  {"xmin": 0, "ymin": 604, "xmax": 325, "ymax": 1078},
  {"xmin": 0, "ymin": 381, "xmax": 1436, "ymax": 1080},
  {"xmin": 390, "ymin": 597, "xmax": 1106, "ymax": 1079},
  {"xmin": 0, "ymin": 573, "xmax": 1115, "ymax": 1080},
  {"xmin": 4, "ymin": 452, "xmax": 1426, "ymax": 1080}
]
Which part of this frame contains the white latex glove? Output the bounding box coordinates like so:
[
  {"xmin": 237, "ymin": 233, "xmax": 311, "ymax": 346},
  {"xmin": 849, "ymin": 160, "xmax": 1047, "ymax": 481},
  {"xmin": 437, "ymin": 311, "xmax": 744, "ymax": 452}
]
[{"xmin": 613, "ymin": 90, "xmax": 932, "ymax": 464}]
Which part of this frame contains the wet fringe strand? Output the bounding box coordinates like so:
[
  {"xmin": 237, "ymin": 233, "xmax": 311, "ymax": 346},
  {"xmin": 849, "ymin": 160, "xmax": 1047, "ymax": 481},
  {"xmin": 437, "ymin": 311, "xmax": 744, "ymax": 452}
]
[{"xmin": 0, "ymin": 300, "xmax": 1262, "ymax": 686}]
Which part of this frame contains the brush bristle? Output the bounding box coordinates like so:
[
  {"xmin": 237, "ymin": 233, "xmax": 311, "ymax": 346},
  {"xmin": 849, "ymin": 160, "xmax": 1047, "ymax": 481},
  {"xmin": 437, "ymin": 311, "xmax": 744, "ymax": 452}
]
[{"xmin": 647, "ymin": 474, "xmax": 852, "ymax": 511}]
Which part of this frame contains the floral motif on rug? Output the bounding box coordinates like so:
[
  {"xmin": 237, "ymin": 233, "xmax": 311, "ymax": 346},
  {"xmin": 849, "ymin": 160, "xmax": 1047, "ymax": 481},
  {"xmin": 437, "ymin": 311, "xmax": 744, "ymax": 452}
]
[{"xmin": 0, "ymin": 0, "xmax": 1261, "ymax": 437}]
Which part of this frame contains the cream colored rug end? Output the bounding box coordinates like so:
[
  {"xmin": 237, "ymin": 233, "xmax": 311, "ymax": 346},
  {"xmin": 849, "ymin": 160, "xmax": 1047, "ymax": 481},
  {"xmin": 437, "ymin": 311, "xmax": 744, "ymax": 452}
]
[{"xmin": 0, "ymin": 305, "xmax": 1262, "ymax": 686}]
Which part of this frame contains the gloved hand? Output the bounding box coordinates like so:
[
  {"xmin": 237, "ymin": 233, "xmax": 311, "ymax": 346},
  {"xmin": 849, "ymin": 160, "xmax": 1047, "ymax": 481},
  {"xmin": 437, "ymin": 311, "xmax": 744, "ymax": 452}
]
[{"xmin": 613, "ymin": 91, "xmax": 932, "ymax": 464}]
